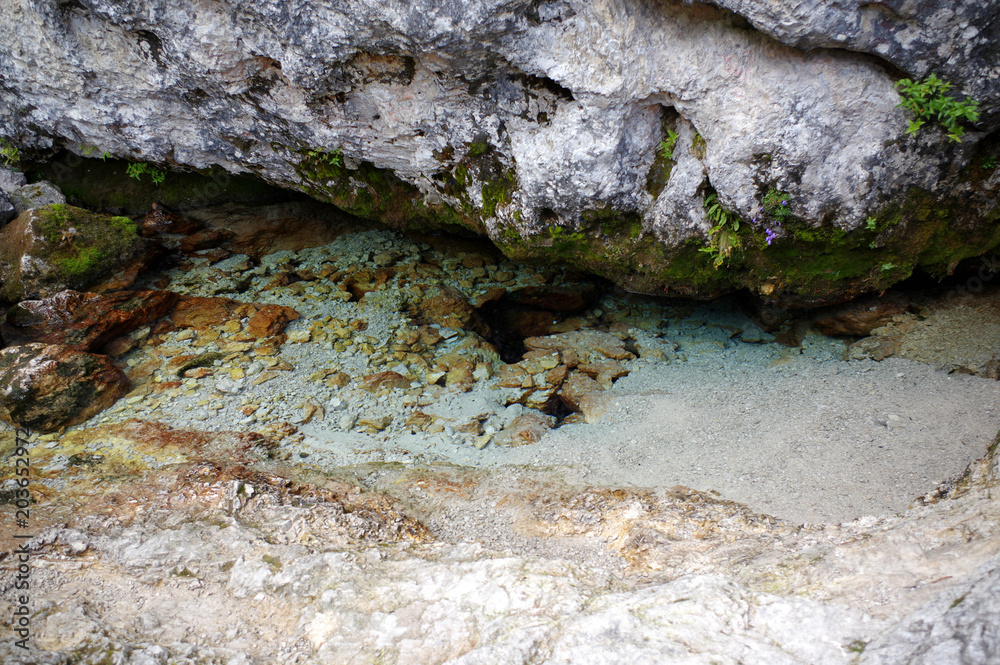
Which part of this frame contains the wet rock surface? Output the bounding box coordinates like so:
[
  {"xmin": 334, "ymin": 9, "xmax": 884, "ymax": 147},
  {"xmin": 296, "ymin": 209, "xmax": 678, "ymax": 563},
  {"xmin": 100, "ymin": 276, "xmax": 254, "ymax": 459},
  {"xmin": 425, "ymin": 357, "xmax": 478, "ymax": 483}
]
[
  {"xmin": 0, "ymin": 343, "xmax": 129, "ymax": 432},
  {"xmin": 0, "ymin": 419, "xmax": 998, "ymax": 664},
  {"xmin": 0, "ymin": 200, "xmax": 999, "ymax": 663},
  {"xmin": 848, "ymin": 288, "xmax": 1000, "ymax": 378},
  {"xmin": 2, "ymin": 289, "xmax": 179, "ymax": 351}
]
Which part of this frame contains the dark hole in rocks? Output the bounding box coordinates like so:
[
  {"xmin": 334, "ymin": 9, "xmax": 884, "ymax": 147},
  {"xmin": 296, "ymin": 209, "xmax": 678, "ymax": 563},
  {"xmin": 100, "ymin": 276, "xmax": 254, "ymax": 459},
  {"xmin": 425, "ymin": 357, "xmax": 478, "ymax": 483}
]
[
  {"xmin": 479, "ymin": 281, "xmax": 606, "ymax": 363},
  {"xmin": 541, "ymin": 393, "xmax": 576, "ymax": 426}
]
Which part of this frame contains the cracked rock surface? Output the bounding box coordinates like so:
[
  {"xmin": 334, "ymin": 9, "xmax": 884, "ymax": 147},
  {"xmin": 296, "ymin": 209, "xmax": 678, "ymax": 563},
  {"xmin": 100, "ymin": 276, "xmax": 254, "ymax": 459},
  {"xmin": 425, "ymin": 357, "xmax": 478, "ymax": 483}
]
[{"xmin": 2, "ymin": 0, "xmax": 998, "ymax": 300}]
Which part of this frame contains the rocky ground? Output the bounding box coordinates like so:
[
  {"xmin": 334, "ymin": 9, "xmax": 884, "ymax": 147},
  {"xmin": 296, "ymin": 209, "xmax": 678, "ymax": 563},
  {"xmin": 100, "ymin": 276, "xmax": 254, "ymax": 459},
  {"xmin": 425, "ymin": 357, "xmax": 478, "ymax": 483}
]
[{"xmin": 2, "ymin": 196, "xmax": 1000, "ymax": 663}]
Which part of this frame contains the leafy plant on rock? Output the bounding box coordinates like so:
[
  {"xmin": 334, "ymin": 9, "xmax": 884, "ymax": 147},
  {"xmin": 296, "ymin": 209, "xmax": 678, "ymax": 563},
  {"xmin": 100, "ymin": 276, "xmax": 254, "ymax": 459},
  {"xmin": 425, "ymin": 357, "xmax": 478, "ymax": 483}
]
[
  {"xmin": 126, "ymin": 162, "xmax": 166, "ymax": 185},
  {"xmin": 0, "ymin": 138, "xmax": 20, "ymax": 167},
  {"xmin": 658, "ymin": 129, "xmax": 680, "ymax": 161},
  {"xmin": 306, "ymin": 147, "xmax": 343, "ymax": 167},
  {"xmin": 700, "ymin": 192, "xmax": 741, "ymax": 268},
  {"xmin": 894, "ymin": 74, "xmax": 980, "ymax": 142}
]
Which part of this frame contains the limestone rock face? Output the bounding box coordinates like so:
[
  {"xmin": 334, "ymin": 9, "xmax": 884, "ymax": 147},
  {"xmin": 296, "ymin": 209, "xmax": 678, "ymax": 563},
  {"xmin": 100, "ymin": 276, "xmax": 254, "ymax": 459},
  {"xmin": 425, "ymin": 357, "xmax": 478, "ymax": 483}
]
[
  {"xmin": 0, "ymin": 0, "xmax": 997, "ymax": 301},
  {"xmin": 0, "ymin": 343, "xmax": 129, "ymax": 431},
  {"xmin": 706, "ymin": 0, "xmax": 1000, "ymax": 128}
]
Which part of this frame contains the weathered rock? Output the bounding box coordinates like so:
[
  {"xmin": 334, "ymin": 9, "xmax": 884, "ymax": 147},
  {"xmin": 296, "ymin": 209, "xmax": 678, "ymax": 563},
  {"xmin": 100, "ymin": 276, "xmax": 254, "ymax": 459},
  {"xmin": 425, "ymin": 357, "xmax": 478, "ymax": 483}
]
[
  {"xmin": 0, "ymin": 343, "xmax": 129, "ymax": 432},
  {"xmin": 9, "ymin": 181, "xmax": 66, "ymax": 214},
  {"xmin": 493, "ymin": 412, "xmax": 555, "ymax": 447},
  {"xmin": 0, "ymin": 167, "xmax": 26, "ymax": 195},
  {"xmin": 245, "ymin": 304, "xmax": 300, "ymax": 338},
  {"xmin": 415, "ymin": 286, "xmax": 487, "ymax": 334},
  {"xmin": 848, "ymin": 288, "xmax": 1000, "ymax": 377},
  {"xmin": 813, "ymin": 294, "xmax": 910, "ymax": 337},
  {"xmin": 504, "ymin": 284, "xmax": 601, "ymax": 312},
  {"xmin": 707, "ymin": 0, "xmax": 1000, "ymax": 129},
  {"xmin": 168, "ymin": 296, "xmax": 249, "ymax": 331},
  {"xmin": 445, "ymin": 359, "xmax": 476, "ymax": 387},
  {"xmin": 180, "ymin": 228, "xmax": 233, "ymax": 253},
  {"xmin": 859, "ymin": 561, "xmax": 1000, "ymax": 665},
  {"xmin": 559, "ymin": 371, "xmax": 604, "ymax": 413},
  {"xmin": 3, "ymin": 290, "xmax": 178, "ymax": 351},
  {"xmin": 525, "ymin": 331, "xmax": 636, "ymax": 364},
  {"xmin": 0, "ymin": 191, "xmax": 14, "ymax": 227},
  {"xmin": 3, "ymin": 0, "xmax": 997, "ymax": 302},
  {"xmin": 186, "ymin": 201, "xmax": 361, "ymax": 260},
  {"xmin": 360, "ymin": 370, "xmax": 411, "ymax": 392},
  {"xmin": 168, "ymin": 296, "xmax": 298, "ymax": 341},
  {"xmin": 0, "ymin": 205, "xmax": 149, "ymax": 303},
  {"xmin": 140, "ymin": 202, "xmax": 203, "ymax": 236}
]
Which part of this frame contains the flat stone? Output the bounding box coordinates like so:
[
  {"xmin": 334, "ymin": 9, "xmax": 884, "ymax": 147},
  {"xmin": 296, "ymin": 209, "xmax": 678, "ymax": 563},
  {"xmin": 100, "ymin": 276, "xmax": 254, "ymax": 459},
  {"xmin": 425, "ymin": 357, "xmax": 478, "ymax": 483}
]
[
  {"xmin": 559, "ymin": 371, "xmax": 604, "ymax": 413},
  {"xmin": 492, "ymin": 412, "xmax": 555, "ymax": 447},
  {"xmin": 360, "ymin": 371, "xmax": 411, "ymax": 392},
  {"xmin": 813, "ymin": 294, "xmax": 909, "ymax": 337},
  {"xmin": 3, "ymin": 289, "xmax": 179, "ymax": 352},
  {"xmin": 525, "ymin": 331, "xmax": 636, "ymax": 363},
  {"xmin": 180, "ymin": 228, "xmax": 233, "ymax": 253}
]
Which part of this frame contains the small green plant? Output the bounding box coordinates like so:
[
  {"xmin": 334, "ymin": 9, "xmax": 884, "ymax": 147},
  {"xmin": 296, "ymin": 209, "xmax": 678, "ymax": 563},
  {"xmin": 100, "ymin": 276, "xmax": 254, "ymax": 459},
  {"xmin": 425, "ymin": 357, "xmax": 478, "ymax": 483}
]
[
  {"xmin": 658, "ymin": 129, "xmax": 680, "ymax": 161},
  {"xmin": 763, "ymin": 188, "xmax": 792, "ymax": 223},
  {"xmin": 865, "ymin": 216, "xmax": 878, "ymax": 231},
  {"xmin": 0, "ymin": 138, "xmax": 20, "ymax": 167},
  {"xmin": 80, "ymin": 144, "xmax": 112, "ymax": 161},
  {"xmin": 700, "ymin": 192, "xmax": 741, "ymax": 268},
  {"xmin": 880, "ymin": 262, "xmax": 896, "ymax": 272},
  {"xmin": 846, "ymin": 639, "xmax": 867, "ymax": 654},
  {"xmin": 126, "ymin": 162, "xmax": 166, "ymax": 185},
  {"xmin": 894, "ymin": 74, "xmax": 980, "ymax": 142},
  {"xmin": 983, "ymin": 156, "xmax": 997, "ymax": 170},
  {"xmin": 306, "ymin": 147, "xmax": 343, "ymax": 167},
  {"xmin": 467, "ymin": 139, "xmax": 490, "ymax": 157}
]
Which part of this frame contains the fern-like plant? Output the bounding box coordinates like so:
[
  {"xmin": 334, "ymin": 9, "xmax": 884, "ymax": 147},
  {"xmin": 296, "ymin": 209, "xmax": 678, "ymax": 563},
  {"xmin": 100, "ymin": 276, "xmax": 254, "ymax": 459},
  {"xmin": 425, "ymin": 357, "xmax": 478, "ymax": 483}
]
[
  {"xmin": 895, "ymin": 74, "xmax": 980, "ymax": 142},
  {"xmin": 700, "ymin": 193, "xmax": 741, "ymax": 268}
]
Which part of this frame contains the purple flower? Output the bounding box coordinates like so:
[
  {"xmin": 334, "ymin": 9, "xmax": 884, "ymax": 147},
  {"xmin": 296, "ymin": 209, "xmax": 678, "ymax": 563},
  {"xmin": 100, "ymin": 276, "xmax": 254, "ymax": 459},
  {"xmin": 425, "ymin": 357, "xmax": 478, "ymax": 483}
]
[
  {"xmin": 781, "ymin": 200, "xmax": 788, "ymax": 206},
  {"xmin": 765, "ymin": 228, "xmax": 777, "ymax": 245}
]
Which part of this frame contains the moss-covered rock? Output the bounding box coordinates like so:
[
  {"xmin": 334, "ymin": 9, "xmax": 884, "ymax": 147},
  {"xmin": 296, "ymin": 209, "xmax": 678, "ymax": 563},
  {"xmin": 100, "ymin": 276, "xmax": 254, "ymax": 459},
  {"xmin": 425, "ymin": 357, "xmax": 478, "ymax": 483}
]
[
  {"xmin": 490, "ymin": 178, "xmax": 1000, "ymax": 306},
  {"xmin": 0, "ymin": 204, "xmax": 149, "ymax": 303},
  {"xmin": 294, "ymin": 150, "xmax": 465, "ymax": 231}
]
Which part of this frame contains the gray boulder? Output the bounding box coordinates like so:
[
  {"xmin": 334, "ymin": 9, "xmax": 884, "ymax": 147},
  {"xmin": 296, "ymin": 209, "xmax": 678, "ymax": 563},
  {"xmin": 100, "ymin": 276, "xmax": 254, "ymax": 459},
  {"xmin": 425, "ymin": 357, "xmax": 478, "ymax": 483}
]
[
  {"xmin": 0, "ymin": 166, "xmax": 26, "ymax": 196},
  {"xmin": 10, "ymin": 180, "xmax": 66, "ymax": 215}
]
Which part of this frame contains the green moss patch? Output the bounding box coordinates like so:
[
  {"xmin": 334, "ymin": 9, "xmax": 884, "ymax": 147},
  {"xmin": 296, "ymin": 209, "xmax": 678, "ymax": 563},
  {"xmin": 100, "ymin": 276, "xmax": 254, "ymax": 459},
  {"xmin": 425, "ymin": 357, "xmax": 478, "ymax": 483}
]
[
  {"xmin": 293, "ymin": 144, "xmax": 518, "ymax": 235},
  {"xmin": 491, "ymin": 176, "xmax": 1000, "ymax": 305},
  {"xmin": 0, "ymin": 204, "xmax": 147, "ymax": 302}
]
